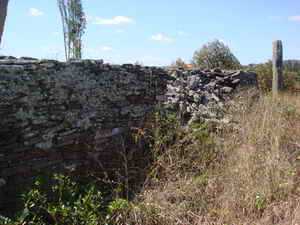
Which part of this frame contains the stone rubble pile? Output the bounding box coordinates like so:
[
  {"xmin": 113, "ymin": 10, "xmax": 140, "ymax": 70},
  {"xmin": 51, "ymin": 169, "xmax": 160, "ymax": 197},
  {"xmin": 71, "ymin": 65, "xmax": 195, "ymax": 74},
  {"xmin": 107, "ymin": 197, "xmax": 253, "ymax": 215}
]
[{"xmin": 165, "ymin": 68, "xmax": 257, "ymax": 125}]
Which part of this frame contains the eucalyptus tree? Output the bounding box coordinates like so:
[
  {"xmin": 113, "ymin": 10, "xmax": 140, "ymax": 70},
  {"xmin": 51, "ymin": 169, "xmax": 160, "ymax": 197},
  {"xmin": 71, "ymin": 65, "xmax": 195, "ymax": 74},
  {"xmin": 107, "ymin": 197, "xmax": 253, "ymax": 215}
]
[
  {"xmin": 58, "ymin": 0, "xmax": 86, "ymax": 60},
  {"xmin": 0, "ymin": 0, "xmax": 9, "ymax": 46}
]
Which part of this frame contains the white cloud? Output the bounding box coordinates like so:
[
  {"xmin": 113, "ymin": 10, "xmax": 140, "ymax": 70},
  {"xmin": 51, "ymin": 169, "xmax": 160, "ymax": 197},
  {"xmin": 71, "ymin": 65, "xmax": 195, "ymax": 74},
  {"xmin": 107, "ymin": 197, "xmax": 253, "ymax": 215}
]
[
  {"xmin": 288, "ymin": 15, "xmax": 300, "ymax": 22},
  {"xmin": 28, "ymin": 8, "xmax": 44, "ymax": 17},
  {"xmin": 84, "ymin": 15, "xmax": 94, "ymax": 22},
  {"xmin": 150, "ymin": 33, "xmax": 174, "ymax": 43},
  {"xmin": 94, "ymin": 16, "xmax": 134, "ymax": 25}
]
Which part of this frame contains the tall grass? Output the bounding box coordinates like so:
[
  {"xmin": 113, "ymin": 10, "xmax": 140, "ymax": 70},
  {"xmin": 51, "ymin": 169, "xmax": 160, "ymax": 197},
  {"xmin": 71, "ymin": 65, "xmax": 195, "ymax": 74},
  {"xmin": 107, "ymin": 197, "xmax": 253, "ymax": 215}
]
[
  {"xmin": 6, "ymin": 92, "xmax": 300, "ymax": 225},
  {"xmin": 218, "ymin": 93, "xmax": 300, "ymax": 223},
  {"xmin": 112, "ymin": 92, "xmax": 300, "ymax": 225}
]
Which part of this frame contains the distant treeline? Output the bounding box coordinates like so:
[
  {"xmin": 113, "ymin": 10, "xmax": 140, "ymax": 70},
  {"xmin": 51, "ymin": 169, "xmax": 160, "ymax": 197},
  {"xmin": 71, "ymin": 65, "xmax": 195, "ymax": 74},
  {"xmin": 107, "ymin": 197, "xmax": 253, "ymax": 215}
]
[
  {"xmin": 246, "ymin": 60, "xmax": 300, "ymax": 92},
  {"xmin": 283, "ymin": 60, "xmax": 300, "ymax": 72},
  {"xmin": 247, "ymin": 60, "xmax": 300, "ymax": 72}
]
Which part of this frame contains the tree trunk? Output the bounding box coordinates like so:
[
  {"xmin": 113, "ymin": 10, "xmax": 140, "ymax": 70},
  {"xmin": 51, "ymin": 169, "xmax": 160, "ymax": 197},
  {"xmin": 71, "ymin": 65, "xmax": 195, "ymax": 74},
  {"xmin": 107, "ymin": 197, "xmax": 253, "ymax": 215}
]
[
  {"xmin": 58, "ymin": 0, "xmax": 69, "ymax": 61},
  {"xmin": 0, "ymin": 0, "xmax": 9, "ymax": 46}
]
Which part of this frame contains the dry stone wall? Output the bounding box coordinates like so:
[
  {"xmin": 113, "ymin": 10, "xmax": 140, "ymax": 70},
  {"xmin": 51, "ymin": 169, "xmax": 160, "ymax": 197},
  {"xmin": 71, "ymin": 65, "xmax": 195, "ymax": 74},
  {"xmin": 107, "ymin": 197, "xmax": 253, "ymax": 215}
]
[
  {"xmin": 0, "ymin": 57, "xmax": 169, "ymax": 212},
  {"xmin": 165, "ymin": 68, "xmax": 257, "ymax": 124},
  {"xmin": 0, "ymin": 56, "xmax": 258, "ymax": 213}
]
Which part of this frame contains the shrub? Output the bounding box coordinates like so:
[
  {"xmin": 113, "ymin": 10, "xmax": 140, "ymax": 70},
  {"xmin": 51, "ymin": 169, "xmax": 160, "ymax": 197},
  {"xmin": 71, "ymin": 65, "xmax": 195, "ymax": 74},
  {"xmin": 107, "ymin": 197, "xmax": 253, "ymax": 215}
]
[
  {"xmin": 0, "ymin": 215, "xmax": 13, "ymax": 225},
  {"xmin": 253, "ymin": 61, "xmax": 300, "ymax": 92},
  {"xmin": 108, "ymin": 198, "xmax": 130, "ymax": 215},
  {"xmin": 149, "ymin": 109, "xmax": 181, "ymax": 160},
  {"xmin": 117, "ymin": 118, "xmax": 219, "ymax": 225},
  {"xmin": 253, "ymin": 61, "xmax": 273, "ymax": 92},
  {"xmin": 14, "ymin": 174, "xmax": 104, "ymax": 225}
]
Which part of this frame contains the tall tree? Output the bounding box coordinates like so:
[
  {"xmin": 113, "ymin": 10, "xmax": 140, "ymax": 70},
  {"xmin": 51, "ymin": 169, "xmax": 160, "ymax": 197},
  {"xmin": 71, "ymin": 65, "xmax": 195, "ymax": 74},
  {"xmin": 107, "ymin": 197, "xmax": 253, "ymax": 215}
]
[
  {"xmin": 0, "ymin": 0, "xmax": 9, "ymax": 46},
  {"xmin": 58, "ymin": 0, "xmax": 86, "ymax": 60},
  {"xmin": 193, "ymin": 40, "xmax": 241, "ymax": 69}
]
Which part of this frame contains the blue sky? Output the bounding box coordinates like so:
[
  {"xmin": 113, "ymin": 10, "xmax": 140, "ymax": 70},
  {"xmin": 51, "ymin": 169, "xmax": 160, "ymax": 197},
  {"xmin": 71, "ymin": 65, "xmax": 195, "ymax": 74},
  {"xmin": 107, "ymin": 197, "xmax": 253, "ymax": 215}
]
[{"xmin": 0, "ymin": 0, "xmax": 300, "ymax": 65}]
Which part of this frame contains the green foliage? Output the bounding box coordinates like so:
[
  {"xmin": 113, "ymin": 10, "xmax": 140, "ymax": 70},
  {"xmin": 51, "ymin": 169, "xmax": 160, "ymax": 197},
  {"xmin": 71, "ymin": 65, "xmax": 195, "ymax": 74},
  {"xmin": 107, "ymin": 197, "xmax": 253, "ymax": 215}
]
[
  {"xmin": 190, "ymin": 122, "xmax": 214, "ymax": 145},
  {"xmin": 0, "ymin": 215, "xmax": 13, "ymax": 225},
  {"xmin": 252, "ymin": 61, "xmax": 273, "ymax": 92},
  {"xmin": 151, "ymin": 109, "xmax": 181, "ymax": 158},
  {"xmin": 108, "ymin": 199, "xmax": 130, "ymax": 215},
  {"xmin": 105, "ymin": 199, "xmax": 131, "ymax": 224},
  {"xmin": 252, "ymin": 61, "xmax": 300, "ymax": 92},
  {"xmin": 192, "ymin": 40, "xmax": 241, "ymax": 69},
  {"xmin": 192, "ymin": 173, "xmax": 209, "ymax": 186},
  {"xmin": 14, "ymin": 174, "xmax": 104, "ymax": 225},
  {"xmin": 146, "ymin": 109, "xmax": 218, "ymax": 182},
  {"xmin": 254, "ymin": 193, "xmax": 267, "ymax": 212},
  {"xmin": 285, "ymin": 70, "xmax": 300, "ymax": 90}
]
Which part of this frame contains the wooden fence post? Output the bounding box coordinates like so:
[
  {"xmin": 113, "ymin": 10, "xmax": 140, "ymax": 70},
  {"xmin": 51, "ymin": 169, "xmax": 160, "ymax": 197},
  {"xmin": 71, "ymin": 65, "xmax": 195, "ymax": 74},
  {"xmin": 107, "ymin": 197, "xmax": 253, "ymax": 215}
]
[{"xmin": 272, "ymin": 40, "xmax": 284, "ymax": 96}]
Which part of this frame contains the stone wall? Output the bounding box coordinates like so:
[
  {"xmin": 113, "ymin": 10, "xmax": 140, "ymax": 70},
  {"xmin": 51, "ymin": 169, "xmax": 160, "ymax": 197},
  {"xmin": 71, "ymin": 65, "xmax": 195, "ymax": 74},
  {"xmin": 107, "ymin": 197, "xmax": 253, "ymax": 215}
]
[
  {"xmin": 165, "ymin": 68, "xmax": 258, "ymax": 124},
  {"xmin": 0, "ymin": 57, "xmax": 170, "ymax": 212},
  {"xmin": 0, "ymin": 57, "xmax": 258, "ymax": 213}
]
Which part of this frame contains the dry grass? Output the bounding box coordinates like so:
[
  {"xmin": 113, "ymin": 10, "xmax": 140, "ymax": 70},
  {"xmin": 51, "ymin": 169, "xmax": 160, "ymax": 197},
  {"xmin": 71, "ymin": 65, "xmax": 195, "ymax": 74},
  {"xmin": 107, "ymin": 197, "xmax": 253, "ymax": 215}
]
[
  {"xmin": 111, "ymin": 91, "xmax": 300, "ymax": 225},
  {"xmin": 218, "ymin": 93, "xmax": 300, "ymax": 223}
]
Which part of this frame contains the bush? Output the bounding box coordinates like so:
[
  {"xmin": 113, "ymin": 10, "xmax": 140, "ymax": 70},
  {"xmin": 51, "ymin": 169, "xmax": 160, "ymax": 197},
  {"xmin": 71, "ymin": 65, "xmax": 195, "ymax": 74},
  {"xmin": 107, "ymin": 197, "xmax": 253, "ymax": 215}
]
[
  {"xmin": 116, "ymin": 119, "xmax": 219, "ymax": 225},
  {"xmin": 192, "ymin": 40, "xmax": 241, "ymax": 69},
  {"xmin": 252, "ymin": 61, "xmax": 300, "ymax": 92},
  {"xmin": 0, "ymin": 215, "xmax": 13, "ymax": 225},
  {"xmin": 13, "ymin": 174, "xmax": 104, "ymax": 225},
  {"xmin": 252, "ymin": 61, "xmax": 273, "ymax": 92}
]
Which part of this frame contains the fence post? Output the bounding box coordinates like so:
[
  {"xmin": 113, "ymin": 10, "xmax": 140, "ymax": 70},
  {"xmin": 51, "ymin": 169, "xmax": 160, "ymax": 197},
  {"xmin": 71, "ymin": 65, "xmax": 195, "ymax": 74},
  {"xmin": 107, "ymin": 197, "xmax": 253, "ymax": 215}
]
[{"xmin": 272, "ymin": 40, "xmax": 284, "ymax": 96}]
